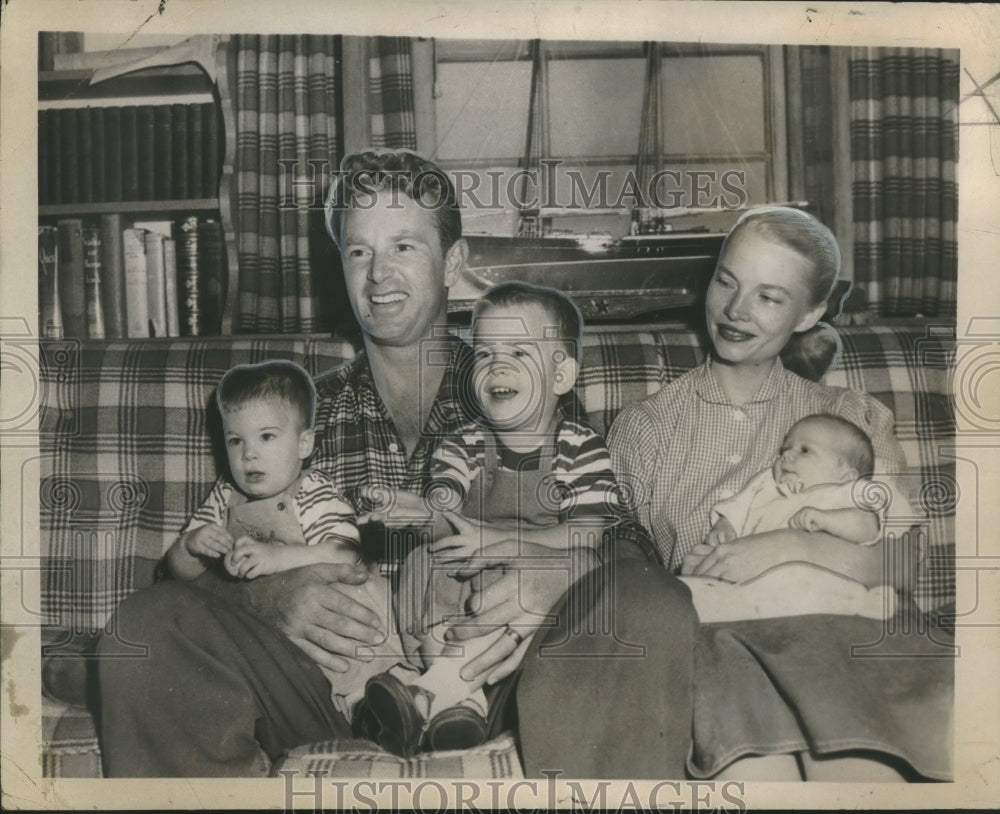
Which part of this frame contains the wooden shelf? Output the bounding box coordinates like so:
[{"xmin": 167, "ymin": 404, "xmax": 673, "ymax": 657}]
[
  {"xmin": 40, "ymin": 199, "xmax": 220, "ymax": 217},
  {"xmin": 39, "ymin": 66, "xmax": 214, "ymax": 103}
]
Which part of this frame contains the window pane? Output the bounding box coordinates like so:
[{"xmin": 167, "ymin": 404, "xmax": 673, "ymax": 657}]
[
  {"xmin": 660, "ymin": 55, "xmax": 766, "ymax": 155},
  {"xmin": 548, "ymin": 58, "xmax": 646, "ymax": 157},
  {"xmin": 434, "ymin": 61, "xmax": 532, "ymax": 160}
]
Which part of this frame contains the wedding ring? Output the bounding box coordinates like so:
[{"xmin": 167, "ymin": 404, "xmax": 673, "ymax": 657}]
[{"xmin": 504, "ymin": 625, "xmax": 524, "ymax": 646}]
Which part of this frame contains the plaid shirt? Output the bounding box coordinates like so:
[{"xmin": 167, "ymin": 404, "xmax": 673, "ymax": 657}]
[
  {"xmin": 310, "ymin": 336, "xmax": 477, "ymax": 564},
  {"xmin": 608, "ymin": 357, "xmax": 909, "ymax": 571}
]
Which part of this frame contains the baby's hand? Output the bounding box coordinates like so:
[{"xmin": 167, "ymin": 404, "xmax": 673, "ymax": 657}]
[
  {"xmin": 789, "ymin": 506, "xmax": 824, "ymax": 533},
  {"xmin": 184, "ymin": 523, "xmax": 233, "ymax": 559},
  {"xmin": 224, "ymin": 537, "xmax": 281, "ymax": 580},
  {"xmin": 705, "ymin": 516, "xmax": 737, "ymax": 547},
  {"xmin": 357, "ymin": 486, "xmax": 432, "ymax": 525}
]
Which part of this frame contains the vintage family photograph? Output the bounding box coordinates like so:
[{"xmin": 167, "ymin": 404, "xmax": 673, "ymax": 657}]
[{"xmin": 2, "ymin": 0, "xmax": 998, "ymax": 810}]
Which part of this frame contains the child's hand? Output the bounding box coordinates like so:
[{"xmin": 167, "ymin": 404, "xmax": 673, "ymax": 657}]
[
  {"xmin": 789, "ymin": 506, "xmax": 825, "ymax": 533},
  {"xmin": 705, "ymin": 516, "xmax": 737, "ymax": 547},
  {"xmin": 429, "ymin": 512, "xmax": 519, "ymax": 562},
  {"xmin": 225, "ymin": 536, "xmax": 281, "ymax": 580},
  {"xmin": 184, "ymin": 523, "xmax": 234, "ymax": 559},
  {"xmin": 356, "ymin": 486, "xmax": 432, "ymax": 525}
]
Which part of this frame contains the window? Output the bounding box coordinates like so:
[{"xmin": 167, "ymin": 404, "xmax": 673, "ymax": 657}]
[{"xmin": 430, "ymin": 39, "xmax": 784, "ymax": 238}]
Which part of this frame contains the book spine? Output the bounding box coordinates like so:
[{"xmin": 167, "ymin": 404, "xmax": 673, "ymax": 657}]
[
  {"xmin": 197, "ymin": 218, "xmax": 224, "ymax": 335},
  {"xmin": 187, "ymin": 103, "xmax": 204, "ymax": 199},
  {"xmin": 59, "ymin": 109, "xmax": 80, "ymax": 204},
  {"xmin": 78, "ymin": 107, "xmax": 94, "ymax": 204},
  {"xmin": 163, "ymin": 237, "xmax": 180, "ymax": 337},
  {"xmin": 122, "ymin": 228, "xmax": 150, "ymax": 338},
  {"xmin": 137, "ymin": 105, "xmax": 156, "ymax": 201},
  {"xmin": 56, "ymin": 218, "xmax": 86, "ymax": 338},
  {"xmin": 202, "ymin": 102, "xmax": 220, "ymax": 197},
  {"xmin": 104, "ymin": 107, "xmax": 123, "ymax": 202},
  {"xmin": 121, "ymin": 106, "xmax": 139, "ymax": 201},
  {"xmin": 83, "ymin": 225, "xmax": 106, "ymax": 339},
  {"xmin": 153, "ymin": 105, "xmax": 173, "ymax": 200},
  {"xmin": 38, "ymin": 226, "xmax": 63, "ymax": 338},
  {"xmin": 38, "ymin": 110, "xmax": 50, "ymax": 206},
  {"xmin": 98, "ymin": 213, "xmax": 126, "ymax": 338},
  {"xmin": 178, "ymin": 216, "xmax": 200, "ymax": 336},
  {"xmin": 46, "ymin": 107, "xmax": 63, "ymax": 204},
  {"xmin": 91, "ymin": 107, "xmax": 106, "ymax": 203},
  {"xmin": 170, "ymin": 104, "xmax": 189, "ymax": 200},
  {"xmin": 144, "ymin": 231, "xmax": 168, "ymax": 338}
]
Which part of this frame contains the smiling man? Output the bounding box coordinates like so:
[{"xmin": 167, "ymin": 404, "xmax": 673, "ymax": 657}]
[{"xmin": 98, "ymin": 149, "xmax": 697, "ymax": 779}]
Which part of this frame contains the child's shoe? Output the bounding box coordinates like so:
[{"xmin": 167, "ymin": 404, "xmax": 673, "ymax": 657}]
[
  {"xmin": 421, "ymin": 701, "xmax": 488, "ymax": 752},
  {"xmin": 363, "ymin": 672, "xmax": 433, "ymax": 758}
]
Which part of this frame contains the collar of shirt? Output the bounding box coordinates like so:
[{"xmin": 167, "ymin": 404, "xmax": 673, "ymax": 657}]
[
  {"xmin": 347, "ymin": 335, "xmax": 477, "ymax": 461},
  {"xmin": 695, "ymin": 356, "xmax": 791, "ymax": 406}
]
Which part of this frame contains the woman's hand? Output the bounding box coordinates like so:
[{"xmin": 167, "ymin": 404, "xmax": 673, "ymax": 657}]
[{"xmin": 683, "ymin": 535, "xmax": 791, "ymax": 582}]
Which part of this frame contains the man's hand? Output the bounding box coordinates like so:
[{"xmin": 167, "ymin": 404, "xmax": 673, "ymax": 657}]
[
  {"xmin": 245, "ymin": 562, "xmax": 384, "ymax": 674},
  {"xmin": 184, "ymin": 523, "xmax": 234, "ymax": 559},
  {"xmin": 705, "ymin": 516, "xmax": 737, "ymax": 548},
  {"xmin": 439, "ymin": 539, "xmax": 595, "ymax": 686},
  {"xmin": 356, "ymin": 486, "xmax": 432, "ymax": 525}
]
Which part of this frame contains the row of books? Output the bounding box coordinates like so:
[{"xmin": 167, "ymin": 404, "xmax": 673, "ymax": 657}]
[
  {"xmin": 39, "ymin": 215, "xmax": 226, "ymax": 340},
  {"xmin": 38, "ymin": 102, "xmax": 223, "ymax": 206}
]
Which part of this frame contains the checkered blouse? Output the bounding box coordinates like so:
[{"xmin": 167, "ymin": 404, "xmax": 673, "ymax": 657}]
[{"xmin": 608, "ymin": 358, "xmax": 909, "ymax": 571}]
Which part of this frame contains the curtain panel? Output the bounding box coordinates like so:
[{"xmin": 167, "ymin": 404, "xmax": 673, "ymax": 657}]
[
  {"xmin": 234, "ymin": 35, "xmax": 340, "ymax": 333},
  {"xmin": 850, "ymin": 48, "xmax": 959, "ymax": 317},
  {"xmin": 368, "ymin": 37, "xmax": 417, "ymax": 149}
]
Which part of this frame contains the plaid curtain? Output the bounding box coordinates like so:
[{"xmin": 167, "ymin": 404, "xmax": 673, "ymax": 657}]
[
  {"xmin": 234, "ymin": 35, "xmax": 340, "ymax": 332},
  {"xmin": 368, "ymin": 37, "xmax": 417, "ymax": 149},
  {"xmin": 850, "ymin": 48, "xmax": 959, "ymax": 317},
  {"xmin": 791, "ymin": 46, "xmax": 837, "ymax": 228}
]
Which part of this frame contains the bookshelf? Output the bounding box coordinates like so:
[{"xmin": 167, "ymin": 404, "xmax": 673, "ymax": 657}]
[{"xmin": 38, "ymin": 38, "xmax": 238, "ymax": 339}]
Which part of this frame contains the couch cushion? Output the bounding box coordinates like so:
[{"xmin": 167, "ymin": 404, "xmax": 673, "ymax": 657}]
[{"xmin": 273, "ymin": 732, "xmax": 523, "ymax": 779}]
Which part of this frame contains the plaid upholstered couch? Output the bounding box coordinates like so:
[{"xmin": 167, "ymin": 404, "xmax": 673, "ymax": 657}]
[{"xmin": 37, "ymin": 322, "xmax": 955, "ymax": 778}]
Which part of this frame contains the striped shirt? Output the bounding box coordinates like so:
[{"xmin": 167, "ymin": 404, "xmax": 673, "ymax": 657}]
[
  {"xmin": 431, "ymin": 417, "xmax": 628, "ymax": 522},
  {"xmin": 608, "ymin": 357, "xmax": 909, "ymax": 571},
  {"xmin": 181, "ymin": 469, "xmax": 359, "ymax": 546}
]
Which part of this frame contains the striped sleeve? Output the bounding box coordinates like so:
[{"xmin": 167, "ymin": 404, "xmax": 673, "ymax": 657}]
[
  {"xmin": 553, "ymin": 420, "xmax": 628, "ymax": 521},
  {"xmin": 180, "ymin": 476, "xmax": 232, "ymax": 535},
  {"xmin": 296, "ymin": 470, "xmax": 360, "ymax": 546},
  {"xmin": 429, "ymin": 425, "xmax": 485, "ymax": 503}
]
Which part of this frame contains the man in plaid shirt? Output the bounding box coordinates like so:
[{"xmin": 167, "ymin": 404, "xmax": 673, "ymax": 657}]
[{"xmin": 99, "ymin": 149, "xmax": 697, "ymax": 779}]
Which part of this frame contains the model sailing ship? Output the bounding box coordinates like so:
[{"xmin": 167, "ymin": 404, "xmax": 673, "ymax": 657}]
[{"xmin": 453, "ymin": 40, "xmax": 806, "ymax": 320}]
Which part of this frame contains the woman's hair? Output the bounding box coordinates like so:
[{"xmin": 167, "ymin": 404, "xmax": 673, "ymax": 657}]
[
  {"xmin": 723, "ymin": 206, "xmax": 844, "ymax": 381},
  {"xmin": 724, "ymin": 206, "xmax": 841, "ymax": 307},
  {"xmin": 473, "ymin": 280, "xmax": 584, "ymax": 366},
  {"xmin": 216, "ymin": 360, "xmax": 317, "ymax": 430},
  {"xmin": 324, "ymin": 149, "xmax": 462, "ymax": 252}
]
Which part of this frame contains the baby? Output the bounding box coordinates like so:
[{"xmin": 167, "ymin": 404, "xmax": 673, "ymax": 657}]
[
  {"xmin": 165, "ymin": 360, "xmax": 399, "ymax": 717},
  {"xmin": 358, "ymin": 281, "xmax": 628, "ymax": 757},
  {"xmin": 708, "ymin": 413, "xmax": 880, "ymax": 548},
  {"xmin": 681, "ymin": 413, "xmax": 904, "ymax": 622}
]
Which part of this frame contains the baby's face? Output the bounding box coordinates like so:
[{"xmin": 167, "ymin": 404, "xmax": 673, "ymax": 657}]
[
  {"xmin": 223, "ymin": 399, "xmax": 313, "ymax": 499},
  {"xmin": 773, "ymin": 420, "xmax": 853, "ymax": 491},
  {"xmin": 471, "ymin": 302, "xmax": 571, "ymax": 435}
]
